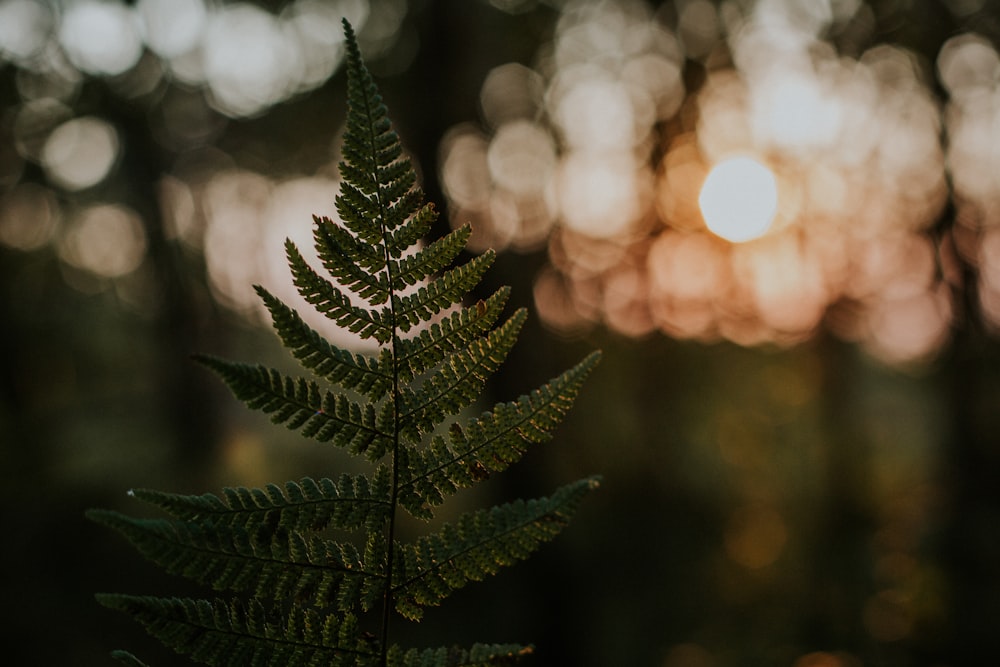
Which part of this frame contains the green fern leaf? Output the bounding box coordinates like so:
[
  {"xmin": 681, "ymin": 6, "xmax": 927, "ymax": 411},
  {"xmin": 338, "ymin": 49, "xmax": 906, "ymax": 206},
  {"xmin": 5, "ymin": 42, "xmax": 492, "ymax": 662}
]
[
  {"xmin": 375, "ymin": 162, "xmax": 418, "ymax": 215},
  {"xmin": 96, "ymin": 595, "xmax": 379, "ymax": 667},
  {"xmin": 385, "ymin": 201, "xmax": 437, "ymax": 260},
  {"xmin": 314, "ymin": 214, "xmax": 386, "ymax": 273},
  {"xmin": 397, "ymin": 352, "xmax": 601, "ymax": 517},
  {"xmin": 335, "ymin": 180, "xmax": 386, "ymax": 243},
  {"xmin": 395, "ymin": 287, "xmax": 512, "ymax": 383},
  {"xmin": 384, "ymin": 643, "xmax": 533, "ymax": 667},
  {"xmin": 383, "ymin": 190, "xmax": 429, "ymax": 248},
  {"xmin": 398, "ymin": 310, "xmax": 526, "ymax": 443},
  {"xmin": 312, "ymin": 217, "xmax": 391, "ymax": 304},
  {"xmin": 88, "ymin": 510, "xmax": 385, "ymax": 612},
  {"xmin": 390, "ymin": 224, "xmax": 470, "ymax": 290},
  {"xmin": 127, "ymin": 472, "xmax": 392, "ymax": 535},
  {"xmin": 194, "ymin": 355, "xmax": 393, "ymax": 460},
  {"xmin": 286, "ymin": 241, "xmax": 393, "ymax": 343},
  {"xmin": 257, "ymin": 285, "xmax": 392, "ymax": 399},
  {"xmin": 392, "ymin": 252, "xmax": 495, "ymax": 332},
  {"xmin": 390, "ymin": 477, "xmax": 600, "ymax": 620},
  {"xmin": 110, "ymin": 650, "xmax": 150, "ymax": 667}
]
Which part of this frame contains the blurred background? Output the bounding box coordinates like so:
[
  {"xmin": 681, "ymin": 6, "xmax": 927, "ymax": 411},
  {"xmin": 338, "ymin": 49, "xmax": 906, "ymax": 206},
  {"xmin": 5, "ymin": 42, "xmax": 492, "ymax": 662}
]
[{"xmin": 2, "ymin": 0, "xmax": 1000, "ymax": 664}]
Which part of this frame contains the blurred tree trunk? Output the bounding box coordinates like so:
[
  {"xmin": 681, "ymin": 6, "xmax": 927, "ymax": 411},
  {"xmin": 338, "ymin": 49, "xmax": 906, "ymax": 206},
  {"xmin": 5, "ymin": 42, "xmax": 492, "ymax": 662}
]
[
  {"xmin": 810, "ymin": 333, "xmax": 876, "ymax": 653},
  {"xmin": 103, "ymin": 83, "xmax": 221, "ymax": 482},
  {"xmin": 940, "ymin": 303, "xmax": 1000, "ymax": 662}
]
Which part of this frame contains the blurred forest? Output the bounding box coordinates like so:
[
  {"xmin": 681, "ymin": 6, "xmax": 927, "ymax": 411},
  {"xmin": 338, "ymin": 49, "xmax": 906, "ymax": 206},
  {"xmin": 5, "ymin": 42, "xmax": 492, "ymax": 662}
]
[{"xmin": 2, "ymin": 0, "xmax": 1000, "ymax": 665}]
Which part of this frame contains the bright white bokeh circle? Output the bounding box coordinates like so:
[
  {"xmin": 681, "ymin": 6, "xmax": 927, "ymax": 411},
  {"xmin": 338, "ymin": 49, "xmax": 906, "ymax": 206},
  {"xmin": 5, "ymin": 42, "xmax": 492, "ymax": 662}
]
[
  {"xmin": 59, "ymin": 1, "xmax": 143, "ymax": 76},
  {"xmin": 41, "ymin": 116, "xmax": 119, "ymax": 191},
  {"xmin": 699, "ymin": 156, "xmax": 778, "ymax": 242}
]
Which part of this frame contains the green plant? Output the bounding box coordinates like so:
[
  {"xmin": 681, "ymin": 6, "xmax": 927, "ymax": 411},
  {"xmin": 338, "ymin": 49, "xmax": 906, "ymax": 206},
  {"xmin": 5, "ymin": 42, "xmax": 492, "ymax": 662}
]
[{"xmin": 88, "ymin": 20, "xmax": 600, "ymax": 667}]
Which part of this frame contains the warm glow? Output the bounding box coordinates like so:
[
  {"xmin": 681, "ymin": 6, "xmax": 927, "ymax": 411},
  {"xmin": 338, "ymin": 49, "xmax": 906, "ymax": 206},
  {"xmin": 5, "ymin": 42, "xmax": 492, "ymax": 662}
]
[
  {"xmin": 41, "ymin": 116, "xmax": 119, "ymax": 191},
  {"xmin": 557, "ymin": 152, "xmax": 648, "ymax": 239},
  {"xmin": 698, "ymin": 156, "xmax": 778, "ymax": 242},
  {"xmin": 200, "ymin": 169, "xmax": 385, "ymax": 352},
  {"xmin": 58, "ymin": 204, "xmax": 147, "ymax": 278},
  {"xmin": 724, "ymin": 504, "xmax": 788, "ymax": 569},
  {"xmin": 0, "ymin": 184, "xmax": 59, "ymax": 251}
]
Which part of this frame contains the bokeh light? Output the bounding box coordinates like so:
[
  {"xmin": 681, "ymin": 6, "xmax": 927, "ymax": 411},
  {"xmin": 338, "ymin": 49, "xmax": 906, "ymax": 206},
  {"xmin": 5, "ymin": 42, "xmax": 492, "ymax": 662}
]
[
  {"xmin": 57, "ymin": 203, "xmax": 147, "ymax": 279},
  {"xmin": 0, "ymin": 0, "xmax": 52, "ymax": 65},
  {"xmin": 698, "ymin": 156, "xmax": 777, "ymax": 243},
  {"xmin": 437, "ymin": 0, "xmax": 969, "ymax": 366},
  {"xmin": 138, "ymin": 0, "xmax": 207, "ymax": 60},
  {"xmin": 199, "ymin": 167, "xmax": 381, "ymax": 352},
  {"xmin": 0, "ymin": 0, "xmax": 384, "ymax": 120},
  {"xmin": 40, "ymin": 116, "xmax": 119, "ymax": 191},
  {"xmin": 0, "ymin": 0, "xmax": 406, "ymax": 311},
  {"xmin": 58, "ymin": 1, "xmax": 144, "ymax": 76},
  {"xmin": 202, "ymin": 4, "xmax": 296, "ymax": 118},
  {"xmin": 0, "ymin": 182, "xmax": 59, "ymax": 251},
  {"xmin": 0, "ymin": 0, "xmax": 988, "ymax": 369}
]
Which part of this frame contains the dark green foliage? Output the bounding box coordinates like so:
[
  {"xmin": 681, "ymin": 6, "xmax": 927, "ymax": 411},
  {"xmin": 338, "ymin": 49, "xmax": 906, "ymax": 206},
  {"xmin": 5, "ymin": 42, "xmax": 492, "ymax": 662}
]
[{"xmin": 89, "ymin": 19, "xmax": 600, "ymax": 666}]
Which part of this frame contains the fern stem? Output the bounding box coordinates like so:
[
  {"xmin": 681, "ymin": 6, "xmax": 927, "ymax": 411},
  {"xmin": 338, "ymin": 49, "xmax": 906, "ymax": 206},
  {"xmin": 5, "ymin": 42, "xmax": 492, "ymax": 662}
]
[
  {"xmin": 360, "ymin": 88, "xmax": 401, "ymax": 667},
  {"xmin": 380, "ymin": 329, "xmax": 401, "ymax": 667}
]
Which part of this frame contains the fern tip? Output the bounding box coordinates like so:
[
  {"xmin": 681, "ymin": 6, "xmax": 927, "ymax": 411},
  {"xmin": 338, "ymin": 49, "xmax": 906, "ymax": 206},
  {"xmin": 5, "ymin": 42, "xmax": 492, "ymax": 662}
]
[
  {"xmin": 84, "ymin": 507, "xmax": 113, "ymax": 524},
  {"xmin": 110, "ymin": 650, "xmax": 150, "ymax": 667},
  {"xmin": 576, "ymin": 349, "xmax": 603, "ymax": 377},
  {"xmin": 94, "ymin": 592, "xmax": 124, "ymax": 610}
]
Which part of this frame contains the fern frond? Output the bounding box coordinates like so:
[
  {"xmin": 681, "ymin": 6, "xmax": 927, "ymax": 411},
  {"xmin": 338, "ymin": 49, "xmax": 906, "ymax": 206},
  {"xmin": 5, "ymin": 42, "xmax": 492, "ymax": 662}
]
[
  {"xmin": 398, "ymin": 310, "xmax": 527, "ymax": 442},
  {"xmin": 391, "ymin": 477, "xmax": 601, "ymax": 621},
  {"xmin": 91, "ymin": 19, "xmax": 600, "ymax": 666},
  {"xmin": 286, "ymin": 241, "xmax": 393, "ymax": 343},
  {"xmin": 392, "ymin": 252, "xmax": 496, "ymax": 332},
  {"xmin": 396, "ymin": 306, "xmax": 496, "ymax": 380},
  {"xmin": 313, "ymin": 216, "xmax": 391, "ymax": 304},
  {"xmin": 398, "ymin": 352, "xmax": 601, "ymax": 517},
  {"xmin": 335, "ymin": 181, "xmax": 386, "ymax": 243},
  {"xmin": 257, "ymin": 285, "xmax": 392, "ymax": 400},
  {"xmin": 376, "ymin": 160, "xmax": 419, "ymax": 213},
  {"xmin": 339, "ymin": 127, "xmax": 393, "ymax": 198},
  {"xmin": 385, "ymin": 644, "xmax": 533, "ymax": 666},
  {"xmin": 128, "ymin": 471, "xmax": 392, "ymax": 536},
  {"xmin": 88, "ymin": 510, "xmax": 385, "ymax": 612},
  {"xmin": 383, "ymin": 189, "xmax": 427, "ymax": 243},
  {"xmin": 96, "ymin": 595, "xmax": 378, "ymax": 667},
  {"xmin": 315, "ymin": 214, "xmax": 387, "ymax": 273},
  {"xmin": 195, "ymin": 355, "xmax": 392, "ymax": 460},
  {"xmin": 391, "ymin": 224, "xmax": 470, "ymax": 290},
  {"xmin": 385, "ymin": 201, "xmax": 436, "ymax": 260},
  {"xmin": 395, "ymin": 287, "xmax": 511, "ymax": 382}
]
